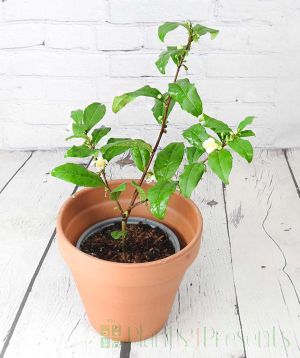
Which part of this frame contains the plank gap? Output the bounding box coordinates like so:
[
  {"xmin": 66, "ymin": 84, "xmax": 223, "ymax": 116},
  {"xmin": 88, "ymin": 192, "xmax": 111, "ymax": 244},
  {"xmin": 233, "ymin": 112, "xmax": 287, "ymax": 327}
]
[
  {"xmin": 120, "ymin": 342, "xmax": 131, "ymax": 358},
  {"xmin": 0, "ymin": 158, "xmax": 103, "ymax": 358},
  {"xmin": 283, "ymin": 149, "xmax": 300, "ymax": 199},
  {"xmin": 222, "ymin": 183, "xmax": 248, "ymax": 358},
  {"xmin": 0, "ymin": 151, "xmax": 33, "ymax": 195}
]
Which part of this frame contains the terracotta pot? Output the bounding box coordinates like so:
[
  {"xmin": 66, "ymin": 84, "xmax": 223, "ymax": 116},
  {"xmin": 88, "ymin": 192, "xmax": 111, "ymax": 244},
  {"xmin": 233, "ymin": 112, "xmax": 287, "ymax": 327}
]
[{"xmin": 57, "ymin": 179, "xmax": 203, "ymax": 342}]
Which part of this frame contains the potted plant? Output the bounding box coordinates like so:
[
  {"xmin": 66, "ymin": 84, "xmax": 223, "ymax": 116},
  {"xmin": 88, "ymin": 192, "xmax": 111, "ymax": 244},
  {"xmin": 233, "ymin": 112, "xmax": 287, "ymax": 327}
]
[{"xmin": 52, "ymin": 21, "xmax": 255, "ymax": 342}]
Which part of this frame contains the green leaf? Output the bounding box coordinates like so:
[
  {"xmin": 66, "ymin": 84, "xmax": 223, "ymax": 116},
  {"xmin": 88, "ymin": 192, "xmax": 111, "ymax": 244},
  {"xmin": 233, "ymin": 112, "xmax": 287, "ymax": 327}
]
[
  {"xmin": 179, "ymin": 163, "xmax": 205, "ymax": 198},
  {"xmin": 151, "ymin": 95, "xmax": 175, "ymax": 124},
  {"xmin": 208, "ymin": 149, "xmax": 233, "ymax": 185},
  {"xmin": 168, "ymin": 78, "xmax": 203, "ymax": 117},
  {"xmin": 154, "ymin": 142, "xmax": 184, "ymax": 180},
  {"xmin": 64, "ymin": 145, "xmax": 98, "ymax": 158},
  {"xmin": 83, "ymin": 103, "xmax": 106, "ymax": 132},
  {"xmin": 72, "ymin": 123, "xmax": 87, "ymax": 136},
  {"xmin": 111, "ymin": 230, "xmax": 126, "ymax": 240},
  {"xmin": 110, "ymin": 183, "xmax": 127, "ymax": 201},
  {"xmin": 155, "ymin": 47, "xmax": 185, "ymax": 75},
  {"xmin": 101, "ymin": 139, "xmax": 152, "ymax": 161},
  {"xmin": 65, "ymin": 134, "xmax": 87, "ymax": 141},
  {"xmin": 228, "ymin": 138, "xmax": 253, "ymax": 163},
  {"xmin": 112, "ymin": 86, "xmax": 161, "ymax": 113},
  {"xmin": 131, "ymin": 180, "xmax": 147, "ymax": 201},
  {"xmin": 91, "ymin": 127, "xmax": 111, "ymax": 145},
  {"xmin": 71, "ymin": 109, "xmax": 84, "ymax": 124},
  {"xmin": 238, "ymin": 116, "xmax": 255, "ymax": 131},
  {"xmin": 51, "ymin": 163, "xmax": 104, "ymax": 187},
  {"xmin": 147, "ymin": 180, "xmax": 177, "ymax": 219},
  {"xmin": 203, "ymin": 114, "xmax": 232, "ymax": 134},
  {"xmin": 101, "ymin": 137, "xmax": 129, "ymax": 161},
  {"xmin": 193, "ymin": 24, "xmax": 219, "ymax": 40},
  {"xmin": 130, "ymin": 147, "xmax": 150, "ymax": 172},
  {"xmin": 239, "ymin": 129, "xmax": 255, "ymax": 138},
  {"xmin": 158, "ymin": 22, "xmax": 186, "ymax": 42},
  {"xmin": 186, "ymin": 146, "xmax": 205, "ymax": 163},
  {"xmin": 182, "ymin": 124, "xmax": 208, "ymax": 147}
]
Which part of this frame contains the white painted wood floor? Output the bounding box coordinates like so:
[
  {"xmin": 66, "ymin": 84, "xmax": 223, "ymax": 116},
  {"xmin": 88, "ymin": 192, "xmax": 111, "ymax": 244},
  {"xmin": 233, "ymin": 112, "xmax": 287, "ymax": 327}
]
[{"xmin": 0, "ymin": 148, "xmax": 299, "ymax": 358}]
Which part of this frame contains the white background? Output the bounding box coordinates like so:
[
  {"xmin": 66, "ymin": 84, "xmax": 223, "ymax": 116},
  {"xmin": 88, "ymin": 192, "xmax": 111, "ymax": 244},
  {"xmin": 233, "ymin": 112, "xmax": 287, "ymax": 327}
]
[{"xmin": 0, "ymin": 0, "xmax": 299, "ymax": 149}]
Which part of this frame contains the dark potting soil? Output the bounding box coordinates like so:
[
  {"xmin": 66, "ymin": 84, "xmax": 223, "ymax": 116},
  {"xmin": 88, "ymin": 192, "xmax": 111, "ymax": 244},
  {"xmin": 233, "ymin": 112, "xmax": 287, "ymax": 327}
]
[{"xmin": 79, "ymin": 222, "xmax": 176, "ymax": 263}]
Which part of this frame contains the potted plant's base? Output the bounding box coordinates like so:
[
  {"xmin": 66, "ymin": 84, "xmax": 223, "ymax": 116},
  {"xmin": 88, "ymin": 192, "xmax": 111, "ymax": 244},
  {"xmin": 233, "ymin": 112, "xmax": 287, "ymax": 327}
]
[{"xmin": 57, "ymin": 180, "xmax": 203, "ymax": 342}]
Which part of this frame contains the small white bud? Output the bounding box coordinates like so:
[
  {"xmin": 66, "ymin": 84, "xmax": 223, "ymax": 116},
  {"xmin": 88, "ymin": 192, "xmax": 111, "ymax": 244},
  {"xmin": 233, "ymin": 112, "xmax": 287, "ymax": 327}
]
[
  {"xmin": 93, "ymin": 156, "xmax": 108, "ymax": 171},
  {"xmin": 203, "ymin": 138, "xmax": 219, "ymax": 154},
  {"xmin": 158, "ymin": 115, "xmax": 163, "ymax": 121},
  {"xmin": 157, "ymin": 94, "xmax": 163, "ymax": 100},
  {"xmin": 177, "ymin": 45, "xmax": 183, "ymax": 50},
  {"xmin": 145, "ymin": 172, "xmax": 156, "ymax": 184}
]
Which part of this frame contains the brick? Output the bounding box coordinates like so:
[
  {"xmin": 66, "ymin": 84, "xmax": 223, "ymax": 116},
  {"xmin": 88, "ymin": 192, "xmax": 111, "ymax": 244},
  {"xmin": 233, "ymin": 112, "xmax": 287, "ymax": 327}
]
[
  {"xmin": 197, "ymin": 25, "xmax": 249, "ymax": 53},
  {"xmin": 0, "ymin": 24, "xmax": 45, "ymax": 49},
  {"xmin": 3, "ymin": 0, "xmax": 107, "ymax": 21},
  {"xmin": 242, "ymin": 79, "xmax": 276, "ymax": 103},
  {"xmin": 1, "ymin": 122, "xmax": 67, "ymax": 149},
  {"xmin": 44, "ymin": 79, "xmax": 96, "ymax": 101},
  {"xmin": 46, "ymin": 25, "xmax": 95, "ymax": 50},
  {"xmin": 0, "ymin": 78, "xmax": 45, "ymax": 101},
  {"xmin": 214, "ymin": 0, "xmax": 288, "ymax": 23},
  {"xmin": 144, "ymin": 25, "xmax": 188, "ymax": 50},
  {"xmin": 96, "ymin": 78, "xmax": 145, "ymax": 103},
  {"xmin": 205, "ymin": 54, "xmax": 282, "ymax": 78},
  {"xmin": 0, "ymin": 56, "xmax": 10, "ymax": 75},
  {"xmin": 110, "ymin": 53, "xmax": 163, "ymax": 77},
  {"xmin": 248, "ymin": 25, "xmax": 290, "ymax": 53},
  {"xmin": 110, "ymin": 0, "xmax": 210, "ymax": 23},
  {"xmin": 11, "ymin": 53, "xmax": 108, "ymax": 77},
  {"xmin": 97, "ymin": 25, "xmax": 143, "ymax": 51}
]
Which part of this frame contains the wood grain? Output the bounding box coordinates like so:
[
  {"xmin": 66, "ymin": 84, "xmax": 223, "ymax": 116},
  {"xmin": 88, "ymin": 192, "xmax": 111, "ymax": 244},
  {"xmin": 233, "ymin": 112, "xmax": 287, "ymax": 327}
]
[
  {"xmin": 130, "ymin": 170, "xmax": 246, "ymax": 357},
  {"xmin": 0, "ymin": 151, "xmax": 32, "ymax": 192},
  {"xmin": 1, "ymin": 149, "xmax": 300, "ymax": 357},
  {"xmin": 224, "ymin": 149, "xmax": 300, "ymax": 357},
  {"xmin": 0, "ymin": 150, "xmax": 87, "ymax": 355}
]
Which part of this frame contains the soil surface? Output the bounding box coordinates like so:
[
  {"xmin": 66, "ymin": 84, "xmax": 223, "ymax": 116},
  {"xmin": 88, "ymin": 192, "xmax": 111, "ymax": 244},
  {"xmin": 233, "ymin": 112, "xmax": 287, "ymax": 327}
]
[{"xmin": 79, "ymin": 222, "xmax": 176, "ymax": 263}]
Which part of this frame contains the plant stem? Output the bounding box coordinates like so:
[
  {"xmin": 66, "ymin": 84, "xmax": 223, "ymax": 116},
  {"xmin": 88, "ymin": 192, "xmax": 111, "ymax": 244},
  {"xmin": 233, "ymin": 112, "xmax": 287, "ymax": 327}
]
[
  {"xmin": 126, "ymin": 32, "xmax": 193, "ymax": 216},
  {"xmin": 101, "ymin": 171, "xmax": 125, "ymax": 215},
  {"xmin": 121, "ymin": 219, "xmax": 126, "ymax": 232}
]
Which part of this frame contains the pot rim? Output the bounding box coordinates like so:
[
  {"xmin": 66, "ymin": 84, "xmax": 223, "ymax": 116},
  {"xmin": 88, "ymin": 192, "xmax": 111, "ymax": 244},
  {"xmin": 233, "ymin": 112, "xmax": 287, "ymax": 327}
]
[
  {"xmin": 76, "ymin": 216, "xmax": 181, "ymax": 253},
  {"xmin": 57, "ymin": 179, "xmax": 203, "ymax": 269}
]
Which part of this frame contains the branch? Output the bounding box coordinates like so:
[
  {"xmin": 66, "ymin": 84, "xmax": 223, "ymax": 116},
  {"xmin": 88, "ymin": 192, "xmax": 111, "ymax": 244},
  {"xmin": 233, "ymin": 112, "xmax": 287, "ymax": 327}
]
[
  {"xmin": 101, "ymin": 171, "xmax": 125, "ymax": 216},
  {"xmin": 126, "ymin": 32, "xmax": 193, "ymax": 215}
]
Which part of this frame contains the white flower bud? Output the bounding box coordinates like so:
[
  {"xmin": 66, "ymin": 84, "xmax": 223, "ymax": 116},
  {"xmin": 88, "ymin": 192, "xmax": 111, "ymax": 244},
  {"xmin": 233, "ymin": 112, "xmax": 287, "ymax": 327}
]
[
  {"xmin": 157, "ymin": 94, "xmax": 163, "ymax": 100},
  {"xmin": 93, "ymin": 156, "xmax": 108, "ymax": 171},
  {"xmin": 145, "ymin": 172, "xmax": 156, "ymax": 184},
  {"xmin": 177, "ymin": 45, "xmax": 183, "ymax": 50},
  {"xmin": 203, "ymin": 138, "xmax": 219, "ymax": 154}
]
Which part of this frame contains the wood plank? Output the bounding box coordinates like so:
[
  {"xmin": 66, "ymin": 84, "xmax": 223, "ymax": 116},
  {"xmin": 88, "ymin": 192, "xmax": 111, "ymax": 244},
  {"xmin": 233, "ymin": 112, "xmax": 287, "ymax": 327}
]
[
  {"xmin": 3, "ymin": 155, "xmax": 136, "ymax": 358},
  {"xmin": 6, "ymin": 154, "xmax": 245, "ymax": 357},
  {"xmin": 284, "ymin": 148, "xmax": 300, "ymax": 198},
  {"xmin": 224, "ymin": 149, "xmax": 300, "ymax": 358},
  {"xmin": 0, "ymin": 151, "xmax": 32, "ymax": 192},
  {"xmin": 130, "ymin": 170, "xmax": 246, "ymax": 356},
  {"xmin": 0, "ymin": 150, "xmax": 97, "ymax": 355},
  {"xmin": 4, "ymin": 235, "xmax": 121, "ymax": 358}
]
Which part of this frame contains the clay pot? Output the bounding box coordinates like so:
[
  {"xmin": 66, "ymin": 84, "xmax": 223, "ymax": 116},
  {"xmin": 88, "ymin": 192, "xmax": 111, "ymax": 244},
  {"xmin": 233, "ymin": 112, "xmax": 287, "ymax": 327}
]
[{"xmin": 57, "ymin": 179, "xmax": 203, "ymax": 342}]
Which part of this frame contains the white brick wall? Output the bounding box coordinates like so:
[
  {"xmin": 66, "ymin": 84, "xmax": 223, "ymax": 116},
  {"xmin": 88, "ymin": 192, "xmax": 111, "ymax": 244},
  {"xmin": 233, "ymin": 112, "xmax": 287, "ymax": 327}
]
[{"xmin": 0, "ymin": 0, "xmax": 299, "ymax": 149}]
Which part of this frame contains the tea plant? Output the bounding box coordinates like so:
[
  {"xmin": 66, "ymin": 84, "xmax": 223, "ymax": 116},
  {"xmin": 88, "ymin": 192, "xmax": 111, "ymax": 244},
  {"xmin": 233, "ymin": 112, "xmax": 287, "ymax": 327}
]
[{"xmin": 52, "ymin": 21, "xmax": 255, "ymax": 241}]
